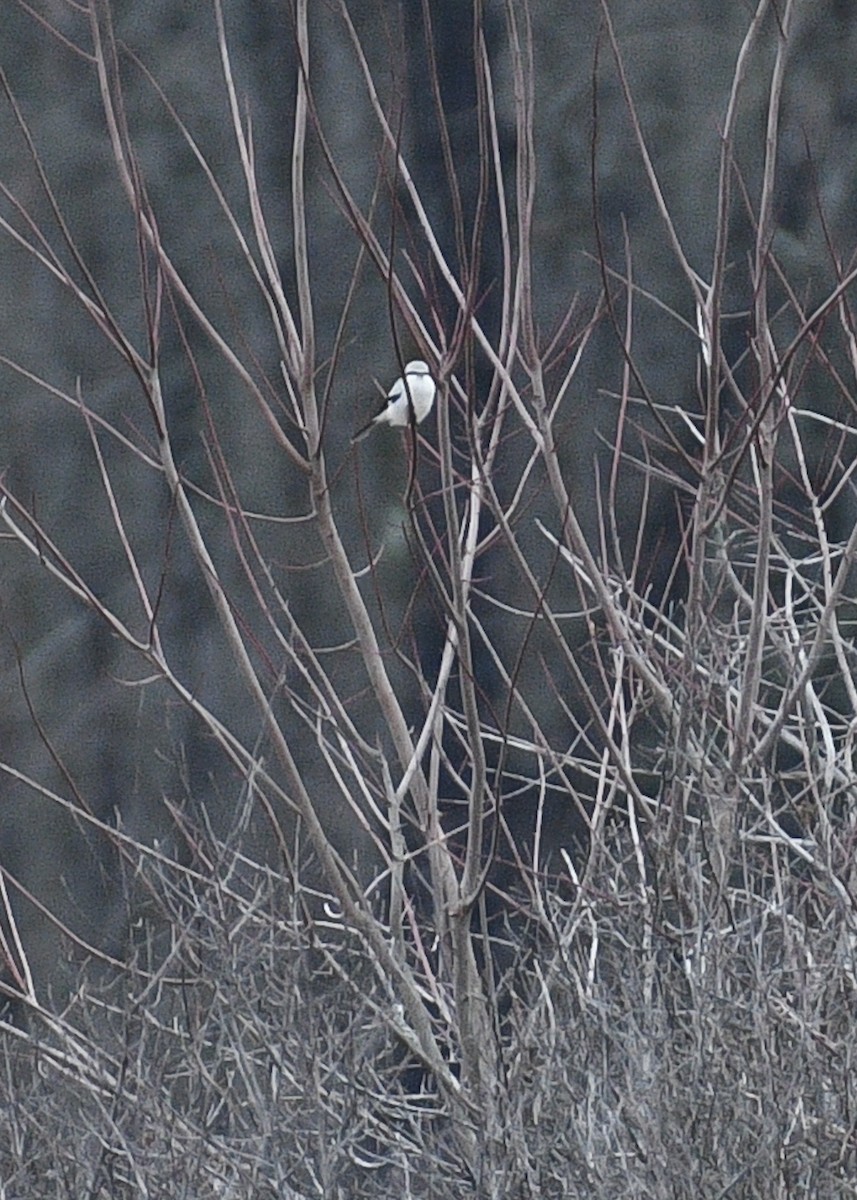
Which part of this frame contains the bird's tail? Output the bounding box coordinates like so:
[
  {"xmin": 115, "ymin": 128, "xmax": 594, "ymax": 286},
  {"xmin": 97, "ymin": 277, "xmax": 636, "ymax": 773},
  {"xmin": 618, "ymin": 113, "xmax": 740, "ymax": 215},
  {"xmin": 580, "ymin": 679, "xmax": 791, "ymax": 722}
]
[{"xmin": 351, "ymin": 415, "xmax": 377, "ymax": 443}]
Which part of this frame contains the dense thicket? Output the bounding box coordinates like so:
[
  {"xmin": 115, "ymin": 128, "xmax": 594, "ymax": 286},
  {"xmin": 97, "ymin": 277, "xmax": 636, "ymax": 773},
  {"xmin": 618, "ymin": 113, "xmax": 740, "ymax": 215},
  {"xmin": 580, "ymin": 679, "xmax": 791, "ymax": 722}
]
[{"xmin": 1, "ymin": 4, "xmax": 856, "ymax": 1196}]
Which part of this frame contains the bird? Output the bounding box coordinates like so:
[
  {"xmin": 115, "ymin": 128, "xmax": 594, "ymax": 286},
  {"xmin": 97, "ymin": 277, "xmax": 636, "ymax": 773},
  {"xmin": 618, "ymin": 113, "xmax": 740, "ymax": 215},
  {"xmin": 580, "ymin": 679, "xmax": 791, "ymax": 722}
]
[{"xmin": 352, "ymin": 360, "xmax": 436, "ymax": 442}]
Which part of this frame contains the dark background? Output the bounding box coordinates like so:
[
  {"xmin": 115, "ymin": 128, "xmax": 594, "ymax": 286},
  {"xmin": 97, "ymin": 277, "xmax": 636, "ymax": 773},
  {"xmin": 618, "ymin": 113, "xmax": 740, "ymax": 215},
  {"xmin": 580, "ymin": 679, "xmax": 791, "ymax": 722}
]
[{"xmin": 1, "ymin": 0, "xmax": 855, "ymax": 988}]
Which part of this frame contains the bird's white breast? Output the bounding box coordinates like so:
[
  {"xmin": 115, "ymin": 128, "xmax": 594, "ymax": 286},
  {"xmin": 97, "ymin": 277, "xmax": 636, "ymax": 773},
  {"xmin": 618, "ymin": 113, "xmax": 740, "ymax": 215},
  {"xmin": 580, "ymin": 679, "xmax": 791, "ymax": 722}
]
[{"xmin": 387, "ymin": 366, "xmax": 435, "ymax": 427}]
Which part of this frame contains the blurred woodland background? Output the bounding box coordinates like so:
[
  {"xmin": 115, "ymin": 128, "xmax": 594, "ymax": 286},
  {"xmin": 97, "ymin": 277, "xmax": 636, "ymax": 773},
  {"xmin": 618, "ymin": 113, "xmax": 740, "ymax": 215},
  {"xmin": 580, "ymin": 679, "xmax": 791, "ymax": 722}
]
[
  {"xmin": 0, "ymin": 0, "xmax": 853, "ymax": 990},
  {"xmin": 1, "ymin": 3, "xmax": 857, "ymax": 1193}
]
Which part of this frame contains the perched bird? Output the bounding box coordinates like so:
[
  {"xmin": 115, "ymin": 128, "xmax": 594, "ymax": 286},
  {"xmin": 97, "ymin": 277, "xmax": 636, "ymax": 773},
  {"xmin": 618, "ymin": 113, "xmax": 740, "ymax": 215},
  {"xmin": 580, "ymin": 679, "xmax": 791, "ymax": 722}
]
[{"xmin": 352, "ymin": 360, "xmax": 436, "ymax": 442}]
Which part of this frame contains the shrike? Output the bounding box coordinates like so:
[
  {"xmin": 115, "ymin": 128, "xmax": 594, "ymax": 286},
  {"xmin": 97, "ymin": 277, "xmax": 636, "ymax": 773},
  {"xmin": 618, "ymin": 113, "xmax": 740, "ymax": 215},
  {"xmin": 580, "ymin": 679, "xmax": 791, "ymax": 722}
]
[{"xmin": 352, "ymin": 360, "xmax": 436, "ymax": 442}]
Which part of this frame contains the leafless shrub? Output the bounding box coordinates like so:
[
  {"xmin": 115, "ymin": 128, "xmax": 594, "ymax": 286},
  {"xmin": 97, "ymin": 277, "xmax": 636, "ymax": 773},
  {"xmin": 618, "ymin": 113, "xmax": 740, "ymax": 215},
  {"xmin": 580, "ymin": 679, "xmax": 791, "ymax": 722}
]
[{"xmin": 1, "ymin": 1, "xmax": 857, "ymax": 1196}]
